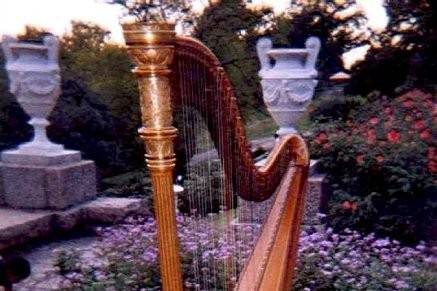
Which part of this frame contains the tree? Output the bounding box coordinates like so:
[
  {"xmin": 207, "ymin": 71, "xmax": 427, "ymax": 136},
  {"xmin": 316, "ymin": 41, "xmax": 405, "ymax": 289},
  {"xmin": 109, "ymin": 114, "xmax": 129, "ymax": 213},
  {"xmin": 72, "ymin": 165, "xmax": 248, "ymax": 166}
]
[
  {"xmin": 58, "ymin": 22, "xmax": 144, "ymax": 175},
  {"xmin": 194, "ymin": 0, "xmax": 269, "ymax": 118},
  {"xmin": 263, "ymin": 0, "xmax": 374, "ymax": 84},
  {"xmin": 108, "ymin": 0, "xmax": 194, "ymax": 29},
  {"xmin": 347, "ymin": 0, "xmax": 436, "ymax": 95}
]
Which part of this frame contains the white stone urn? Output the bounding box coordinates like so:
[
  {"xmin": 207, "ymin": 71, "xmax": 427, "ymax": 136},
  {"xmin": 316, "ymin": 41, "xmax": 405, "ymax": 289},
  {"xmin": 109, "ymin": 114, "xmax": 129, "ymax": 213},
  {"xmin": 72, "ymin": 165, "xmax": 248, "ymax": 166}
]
[
  {"xmin": 1, "ymin": 35, "xmax": 64, "ymax": 153},
  {"xmin": 257, "ymin": 37, "xmax": 321, "ymax": 136}
]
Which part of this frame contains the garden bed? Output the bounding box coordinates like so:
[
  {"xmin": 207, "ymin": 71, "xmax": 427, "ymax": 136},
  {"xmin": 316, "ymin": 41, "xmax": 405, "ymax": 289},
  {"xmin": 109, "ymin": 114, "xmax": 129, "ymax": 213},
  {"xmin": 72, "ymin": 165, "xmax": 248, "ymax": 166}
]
[{"xmin": 15, "ymin": 213, "xmax": 437, "ymax": 291}]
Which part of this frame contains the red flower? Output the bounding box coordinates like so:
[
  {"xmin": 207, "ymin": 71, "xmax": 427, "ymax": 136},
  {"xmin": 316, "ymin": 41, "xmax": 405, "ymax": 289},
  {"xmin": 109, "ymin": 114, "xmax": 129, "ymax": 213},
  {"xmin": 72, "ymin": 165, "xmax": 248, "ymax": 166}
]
[
  {"xmin": 341, "ymin": 200, "xmax": 358, "ymax": 211},
  {"xmin": 341, "ymin": 200, "xmax": 352, "ymax": 209},
  {"xmin": 428, "ymin": 160, "xmax": 437, "ymax": 173},
  {"xmin": 356, "ymin": 154, "xmax": 365, "ymax": 164},
  {"xmin": 420, "ymin": 129, "xmax": 431, "ymax": 140},
  {"xmin": 387, "ymin": 129, "xmax": 401, "ymax": 142},
  {"xmin": 375, "ymin": 154, "xmax": 384, "ymax": 163},
  {"xmin": 369, "ymin": 117, "xmax": 379, "ymax": 125},
  {"xmin": 413, "ymin": 119, "xmax": 426, "ymax": 130}
]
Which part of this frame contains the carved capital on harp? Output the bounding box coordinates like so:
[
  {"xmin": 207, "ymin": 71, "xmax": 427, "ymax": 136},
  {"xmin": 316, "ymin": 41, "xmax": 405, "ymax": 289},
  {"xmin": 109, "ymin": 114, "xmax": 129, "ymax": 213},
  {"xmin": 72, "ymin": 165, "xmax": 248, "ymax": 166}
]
[
  {"xmin": 130, "ymin": 46, "xmax": 174, "ymax": 74},
  {"xmin": 123, "ymin": 22, "xmax": 176, "ymax": 74}
]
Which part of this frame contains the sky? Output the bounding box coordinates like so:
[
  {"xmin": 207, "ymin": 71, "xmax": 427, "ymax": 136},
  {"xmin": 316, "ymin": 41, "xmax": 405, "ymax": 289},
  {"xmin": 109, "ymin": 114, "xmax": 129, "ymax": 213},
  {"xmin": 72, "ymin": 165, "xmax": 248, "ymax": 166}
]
[{"xmin": 0, "ymin": 0, "xmax": 389, "ymax": 69}]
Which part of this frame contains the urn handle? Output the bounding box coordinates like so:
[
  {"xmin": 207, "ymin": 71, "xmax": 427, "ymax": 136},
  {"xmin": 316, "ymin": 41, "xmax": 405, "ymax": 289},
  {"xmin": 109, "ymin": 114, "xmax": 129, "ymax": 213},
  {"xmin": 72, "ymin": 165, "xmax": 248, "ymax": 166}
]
[
  {"xmin": 1, "ymin": 35, "xmax": 18, "ymax": 64},
  {"xmin": 304, "ymin": 36, "xmax": 321, "ymax": 73},
  {"xmin": 256, "ymin": 37, "xmax": 273, "ymax": 76},
  {"xmin": 43, "ymin": 35, "xmax": 59, "ymax": 66}
]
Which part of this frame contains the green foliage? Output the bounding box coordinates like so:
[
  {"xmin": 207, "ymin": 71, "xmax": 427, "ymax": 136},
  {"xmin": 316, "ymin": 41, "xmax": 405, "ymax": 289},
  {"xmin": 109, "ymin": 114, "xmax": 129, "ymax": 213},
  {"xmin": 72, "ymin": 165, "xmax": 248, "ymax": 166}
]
[
  {"xmin": 100, "ymin": 170, "xmax": 152, "ymax": 199},
  {"xmin": 109, "ymin": 0, "xmax": 190, "ymax": 22},
  {"xmin": 307, "ymin": 89, "xmax": 436, "ymax": 243},
  {"xmin": 244, "ymin": 113, "xmax": 277, "ymax": 139},
  {"xmin": 305, "ymin": 94, "xmax": 367, "ymax": 124},
  {"xmin": 347, "ymin": 0, "xmax": 437, "ymax": 94},
  {"xmin": 266, "ymin": 1, "xmax": 353, "ymax": 83},
  {"xmin": 53, "ymin": 248, "xmax": 82, "ymax": 275},
  {"xmin": 194, "ymin": 0, "xmax": 267, "ymax": 119},
  {"xmin": 61, "ymin": 22, "xmax": 140, "ymax": 137},
  {"xmin": 179, "ymin": 159, "xmax": 224, "ymax": 215},
  {"xmin": 59, "ymin": 22, "xmax": 143, "ymax": 175}
]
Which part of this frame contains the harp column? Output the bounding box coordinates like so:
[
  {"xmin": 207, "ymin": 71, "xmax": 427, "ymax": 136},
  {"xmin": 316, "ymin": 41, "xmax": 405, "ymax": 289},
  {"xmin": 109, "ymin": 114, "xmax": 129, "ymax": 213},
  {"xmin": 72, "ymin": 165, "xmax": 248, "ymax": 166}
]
[{"xmin": 122, "ymin": 22, "xmax": 183, "ymax": 291}]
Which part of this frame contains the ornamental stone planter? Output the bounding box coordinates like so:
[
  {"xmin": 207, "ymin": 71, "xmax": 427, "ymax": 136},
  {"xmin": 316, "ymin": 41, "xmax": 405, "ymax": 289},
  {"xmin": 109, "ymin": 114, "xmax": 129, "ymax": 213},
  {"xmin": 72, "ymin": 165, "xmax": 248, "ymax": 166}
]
[
  {"xmin": 0, "ymin": 35, "xmax": 96, "ymax": 210},
  {"xmin": 257, "ymin": 37, "xmax": 321, "ymax": 136}
]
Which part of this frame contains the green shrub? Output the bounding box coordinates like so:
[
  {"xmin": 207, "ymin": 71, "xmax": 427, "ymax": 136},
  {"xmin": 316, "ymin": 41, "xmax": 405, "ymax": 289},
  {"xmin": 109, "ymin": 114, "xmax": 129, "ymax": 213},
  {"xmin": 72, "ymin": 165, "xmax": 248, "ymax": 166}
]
[
  {"xmin": 100, "ymin": 170, "xmax": 152, "ymax": 199},
  {"xmin": 307, "ymin": 89, "xmax": 436, "ymax": 243}
]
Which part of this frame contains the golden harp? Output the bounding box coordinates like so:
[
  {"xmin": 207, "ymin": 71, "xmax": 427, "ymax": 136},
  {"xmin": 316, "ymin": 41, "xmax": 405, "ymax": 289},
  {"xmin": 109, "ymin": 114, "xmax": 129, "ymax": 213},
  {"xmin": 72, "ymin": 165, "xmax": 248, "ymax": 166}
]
[{"xmin": 122, "ymin": 22, "xmax": 309, "ymax": 291}]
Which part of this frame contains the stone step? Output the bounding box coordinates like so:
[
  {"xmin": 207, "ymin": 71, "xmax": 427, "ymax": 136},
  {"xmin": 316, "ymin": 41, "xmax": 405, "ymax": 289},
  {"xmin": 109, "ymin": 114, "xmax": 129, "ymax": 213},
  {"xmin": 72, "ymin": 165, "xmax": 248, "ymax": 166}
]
[{"xmin": 0, "ymin": 197, "xmax": 148, "ymax": 251}]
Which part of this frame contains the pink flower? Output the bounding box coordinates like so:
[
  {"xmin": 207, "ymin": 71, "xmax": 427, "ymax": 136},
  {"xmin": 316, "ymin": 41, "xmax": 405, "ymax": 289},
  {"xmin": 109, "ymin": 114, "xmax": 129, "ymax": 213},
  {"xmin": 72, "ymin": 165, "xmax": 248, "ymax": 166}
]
[
  {"xmin": 402, "ymin": 99, "xmax": 414, "ymax": 108},
  {"xmin": 428, "ymin": 160, "xmax": 437, "ymax": 173},
  {"xmin": 369, "ymin": 117, "xmax": 379, "ymax": 125},
  {"xmin": 412, "ymin": 119, "xmax": 426, "ymax": 130},
  {"xmin": 384, "ymin": 107, "xmax": 393, "ymax": 115},
  {"xmin": 420, "ymin": 129, "xmax": 431, "ymax": 140}
]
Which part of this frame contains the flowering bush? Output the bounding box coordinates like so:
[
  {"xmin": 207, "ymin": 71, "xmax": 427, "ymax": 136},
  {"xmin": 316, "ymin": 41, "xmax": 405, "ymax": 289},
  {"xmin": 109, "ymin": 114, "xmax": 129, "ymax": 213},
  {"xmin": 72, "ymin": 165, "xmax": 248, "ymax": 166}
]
[
  {"xmin": 51, "ymin": 215, "xmax": 259, "ymax": 290},
  {"xmin": 46, "ymin": 215, "xmax": 436, "ymax": 290},
  {"xmin": 294, "ymin": 226, "xmax": 437, "ymax": 290},
  {"xmin": 308, "ymin": 89, "xmax": 436, "ymax": 242}
]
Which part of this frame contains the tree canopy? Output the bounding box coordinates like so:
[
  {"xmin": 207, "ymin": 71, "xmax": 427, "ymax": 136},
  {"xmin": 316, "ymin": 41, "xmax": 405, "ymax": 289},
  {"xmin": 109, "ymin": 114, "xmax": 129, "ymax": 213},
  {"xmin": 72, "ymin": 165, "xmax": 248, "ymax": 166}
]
[
  {"xmin": 347, "ymin": 0, "xmax": 436, "ymax": 94},
  {"xmin": 194, "ymin": 0, "xmax": 268, "ymax": 118}
]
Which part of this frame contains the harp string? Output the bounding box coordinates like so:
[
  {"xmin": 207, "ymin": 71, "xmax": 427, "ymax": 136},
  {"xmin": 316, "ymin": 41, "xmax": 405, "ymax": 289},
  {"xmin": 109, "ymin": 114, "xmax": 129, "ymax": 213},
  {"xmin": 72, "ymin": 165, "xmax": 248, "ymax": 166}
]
[{"xmin": 176, "ymin": 51, "xmax": 264, "ymax": 290}]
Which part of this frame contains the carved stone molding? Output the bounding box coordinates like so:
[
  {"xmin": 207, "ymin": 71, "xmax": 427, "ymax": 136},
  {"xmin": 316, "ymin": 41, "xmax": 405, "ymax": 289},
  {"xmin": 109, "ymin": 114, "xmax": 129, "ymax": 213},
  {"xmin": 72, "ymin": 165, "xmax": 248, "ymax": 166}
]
[{"xmin": 262, "ymin": 79, "xmax": 318, "ymax": 107}]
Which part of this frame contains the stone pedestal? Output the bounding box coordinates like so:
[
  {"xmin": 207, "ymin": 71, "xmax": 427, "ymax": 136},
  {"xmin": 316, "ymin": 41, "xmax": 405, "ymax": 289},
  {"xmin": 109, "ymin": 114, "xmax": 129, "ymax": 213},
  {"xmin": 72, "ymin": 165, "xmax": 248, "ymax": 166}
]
[
  {"xmin": 1, "ymin": 36, "xmax": 97, "ymax": 210},
  {"xmin": 0, "ymin": 150, "xmax": 96, "ymax": 210},
  {"xmin": 302, "ymin": 174, "xmax": 328, "ymax": 225}
]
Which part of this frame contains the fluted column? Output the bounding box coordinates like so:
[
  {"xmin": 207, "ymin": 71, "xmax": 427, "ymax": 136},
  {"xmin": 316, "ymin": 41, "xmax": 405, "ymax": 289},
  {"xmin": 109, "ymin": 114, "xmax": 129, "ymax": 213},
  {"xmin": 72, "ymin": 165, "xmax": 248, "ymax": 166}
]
[{"xmin": 122, "ymin": 22, "xmax": 183, "ymax": 291}]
